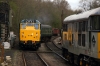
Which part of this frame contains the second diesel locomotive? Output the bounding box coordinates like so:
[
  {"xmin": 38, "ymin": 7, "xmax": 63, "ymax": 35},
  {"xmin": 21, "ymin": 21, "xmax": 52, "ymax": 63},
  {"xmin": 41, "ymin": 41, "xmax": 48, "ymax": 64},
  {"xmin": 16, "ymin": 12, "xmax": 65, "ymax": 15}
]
[{"xmin": 62, "ymin": 7, "xmax": 100, "ymax": 66}]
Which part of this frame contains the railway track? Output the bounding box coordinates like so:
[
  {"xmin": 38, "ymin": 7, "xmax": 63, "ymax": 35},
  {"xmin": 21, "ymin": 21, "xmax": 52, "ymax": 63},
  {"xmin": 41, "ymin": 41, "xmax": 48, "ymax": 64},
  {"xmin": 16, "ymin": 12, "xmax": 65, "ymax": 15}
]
[
  {"xmin": 22, "ymin": 51, "xmax": 69, "ymax": 66},
  {"xmin": 22, "ymin": 51, "xmax": 49, "ymax": 66},
  {"xmin": 47, "ymin": 36, "xmax": 62, "ymax": 55},
  {"xmin": 21, "ymin": 42, "xmax": 70, "ymax": 66},
  {"xmin": 50, "ymin": 37, "xmax": 78, "ymax": 66},
  {"xmin": 22, "ymin": 52, "xmax": 27, "ymax": 66},
  {"xmin": 51, "ymin": 36, "xmax": 62, "ymax": 49},
  {"xmin": 45, "ymin": 42, "xmax": 68, "ymax": 61}
]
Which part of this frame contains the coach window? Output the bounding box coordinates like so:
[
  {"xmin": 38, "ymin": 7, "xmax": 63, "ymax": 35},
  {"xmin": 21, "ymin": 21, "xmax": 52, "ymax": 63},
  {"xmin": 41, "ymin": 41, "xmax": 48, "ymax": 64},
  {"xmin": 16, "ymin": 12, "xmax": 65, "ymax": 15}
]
[
  {"xmin": 49, "ymin": 28, "xmax": 51, "ymax": 33},
  {"xmin": 48, "ymin": 29, "xmax": 49, "ymax": 33},
  {"xmin": 78, "ymin": 22, "xmax": 82, "ymax": 32},
  {"xmin": 82, "ymin": 22, "xmax": 85, "ymax": 31},
  {"xmin": 78, "ymin": 34, "xmax": 81, "ymax": 46},
  {"xmin": 44, "ymin": 28, "xmax": 45, "ymax": 33},
  {"xmin": 66, "ymin": 24, "xmax": 68, "ymax": 31},
  {"xmin": 75, "ymin": 23, "xmax": 77, "ymax": 32},
  {"xmin": 72, "ymin": 34, "xmax": 73, "ymax": 44},
  {"xmin": 63, "ymin": 24, "xmax": 64, "ymax": 30},
  {"xmin": 85, "ymin": 21, "xmax": 88, "ymax": 31},
  {"xmin": 82, "ymin": 34, "xmax": 85, "ymax": 47}
]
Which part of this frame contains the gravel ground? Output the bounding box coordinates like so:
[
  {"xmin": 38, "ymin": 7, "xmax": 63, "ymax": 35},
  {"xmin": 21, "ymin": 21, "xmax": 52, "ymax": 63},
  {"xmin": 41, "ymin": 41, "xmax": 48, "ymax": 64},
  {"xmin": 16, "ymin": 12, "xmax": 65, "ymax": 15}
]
[
  {"xmin": 38, "ymin": 43, "xmax": 51, "ymax": 52},
  {"xmin": 3, "ymin": 39, "xmax": 24, "ymax": 66},
  {"xmin": 39, "ymin": 53, "xmax": 69, "ymax": 66},
  {"xmin": 53, "ymin": 37, "xmax": 62, "ymax": 49},
  {"xmin": 25, "ymin": 52, "xmax": 45, "ymax": 66},
  {"xmin": 3, "ymin": 49, "xmax": 24, "ymax": 66}
]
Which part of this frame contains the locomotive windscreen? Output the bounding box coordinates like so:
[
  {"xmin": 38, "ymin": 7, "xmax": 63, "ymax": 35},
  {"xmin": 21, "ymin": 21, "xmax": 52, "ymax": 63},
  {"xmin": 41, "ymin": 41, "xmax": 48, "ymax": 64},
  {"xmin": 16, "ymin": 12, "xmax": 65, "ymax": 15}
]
[{"xmin": 90, "ymin": 16, "xmax": 100, "ymax": 30}]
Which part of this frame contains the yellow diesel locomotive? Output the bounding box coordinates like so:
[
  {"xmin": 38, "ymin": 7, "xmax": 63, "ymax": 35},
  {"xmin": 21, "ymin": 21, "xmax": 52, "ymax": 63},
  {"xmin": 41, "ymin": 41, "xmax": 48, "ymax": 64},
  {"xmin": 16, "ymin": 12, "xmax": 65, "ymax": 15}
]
[
  {"xmin": 62, "ymin": 7, "xmax": 100, "ymax": 66},
  {"xmin": 19, "ymin": 19, "xmax": 41, "ymax": 50}
]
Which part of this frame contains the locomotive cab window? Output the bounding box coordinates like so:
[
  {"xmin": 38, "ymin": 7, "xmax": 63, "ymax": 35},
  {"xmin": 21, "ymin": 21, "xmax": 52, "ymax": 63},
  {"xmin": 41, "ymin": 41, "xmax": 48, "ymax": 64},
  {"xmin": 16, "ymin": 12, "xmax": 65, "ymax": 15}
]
[
  {"xmin": 21, "ymin": 23, "xmax": 26, "ymax": 29},
  {"xmin": 90, "ymin": 16, "xmax": 100, "ymax": 30},
  {"xmin": 63, "ymin": 24, "xmax": 68, "ymax": 31},
  {"xmin": 34, "ymin": 24, "xmax": 39, "ymax": 29}
]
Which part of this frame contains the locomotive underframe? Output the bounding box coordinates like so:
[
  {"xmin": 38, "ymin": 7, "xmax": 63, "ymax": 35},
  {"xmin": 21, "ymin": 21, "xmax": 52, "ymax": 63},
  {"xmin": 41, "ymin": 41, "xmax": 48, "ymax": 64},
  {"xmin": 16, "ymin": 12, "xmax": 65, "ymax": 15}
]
[
  {"xmin": 62, "ymin": 47, "xmax": 100, "ymax": 66},
  {"xmin": 19, "ymin": 41, "xmax": 41, "ymax": 50}
]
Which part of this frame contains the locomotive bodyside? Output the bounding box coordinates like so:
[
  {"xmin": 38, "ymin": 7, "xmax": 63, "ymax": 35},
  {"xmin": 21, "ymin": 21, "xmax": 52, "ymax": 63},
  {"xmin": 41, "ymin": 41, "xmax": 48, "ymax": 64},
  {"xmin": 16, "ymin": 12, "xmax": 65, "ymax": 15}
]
[{"xmin": 62, "ymin": 7, "xmax": 100, "ymax": 66}]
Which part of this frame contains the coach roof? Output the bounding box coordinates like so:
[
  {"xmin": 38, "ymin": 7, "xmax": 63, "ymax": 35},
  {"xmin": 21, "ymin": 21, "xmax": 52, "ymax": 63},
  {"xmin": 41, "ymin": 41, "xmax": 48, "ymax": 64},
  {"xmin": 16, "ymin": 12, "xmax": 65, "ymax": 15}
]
[
  {"xmin": 41, "ymin": 24, "xmax": 51, "ymax": 28},
  {"xmin": 64, "ymin": 7, "xmax": 100, "ymax": 23}
]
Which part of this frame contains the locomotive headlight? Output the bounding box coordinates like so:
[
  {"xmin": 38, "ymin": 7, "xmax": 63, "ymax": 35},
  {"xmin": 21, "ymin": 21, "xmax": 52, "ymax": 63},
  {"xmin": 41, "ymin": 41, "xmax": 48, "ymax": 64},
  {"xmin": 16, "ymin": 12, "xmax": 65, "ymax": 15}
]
[
  {"xmin": 36, "ymin": 33, "xmax": 38, "ymax": 36},
  {"xmin": 22, "ymin": 32, "xmax": 24, "ymax": 37},
  {"xmin": 22, "ymin": 33, "xmax": 24, "ymax": 36},
  {"xmin": 32, "ymin": 33, "xmax": 33, "ymax": 35},
  {"xmin": 22, "ymin": 32, "xmax": 24, "ymax": 35}
]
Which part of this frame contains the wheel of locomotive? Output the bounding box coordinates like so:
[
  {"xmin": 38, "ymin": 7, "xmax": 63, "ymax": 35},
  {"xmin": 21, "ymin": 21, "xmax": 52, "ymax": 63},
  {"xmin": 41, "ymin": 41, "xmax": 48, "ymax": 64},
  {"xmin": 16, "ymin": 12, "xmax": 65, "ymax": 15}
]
[
  {"xmin": 62, "ymin": 48, "xmax": 68, "ymax": 59},
  {"xmin": 77, "ymin": 55, "xmax": 83, "ymax": 66},
  {"xmin": 33, "ymin": 45, "xmax": 38, "ymax": 51},
  {"xmin": 19, "ymin": 42, "xmax": 24, "ymax": 50},
  {"xmin": 82, "ymin": 59, "xmax": 86, "ymax": 66},
  {"xmin": 89, "ymin": 58, "xmax": 98, "ymax": 66},
  {"xmin": 19, "ymin": 42, "xmax": 22, "ymax": 49},
  {"xmin": 69, "ymin": 53, "xmax": 74, "ymax": 64},
  {"xmin": 79, "ymin": 57, "xmax": 82, "ymax": 66},
  {"xmin": 79, "ymin": 58, "xmax": 85, "ymax": 66},
  {"xmin": 78, "ymin": 56, "xmax": 86, "ymax": 66},
  {"xmin": 86, "ymin": 62, "xmax": 89, "ymax": 66},
  {"xmin": 35, "ymin": 46, "xmax": 39, "ymax": 50},
  {"xmin": 62, "ymin": 48, "xmax": 74, "ymax": 64}
]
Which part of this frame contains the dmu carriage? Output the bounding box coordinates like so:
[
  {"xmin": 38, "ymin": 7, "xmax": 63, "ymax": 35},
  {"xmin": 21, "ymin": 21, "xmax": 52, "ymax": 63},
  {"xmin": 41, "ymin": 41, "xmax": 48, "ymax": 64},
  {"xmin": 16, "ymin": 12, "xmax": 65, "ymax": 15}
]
[
  {"xmin": 62, "ymin": 7, "xmax": 100, "ymax": 66},
  {"xmin": 41, "ymin": 24, "xmax": 52, "ymax": 42}
]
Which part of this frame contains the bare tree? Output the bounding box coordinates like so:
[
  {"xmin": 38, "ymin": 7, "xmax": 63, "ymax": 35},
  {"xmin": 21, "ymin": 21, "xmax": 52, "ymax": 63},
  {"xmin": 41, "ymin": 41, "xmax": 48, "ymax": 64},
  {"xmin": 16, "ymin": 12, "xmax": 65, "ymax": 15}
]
[{"xmin": 79, "ymin": 0, "xmax": 100, "ymax": 11}]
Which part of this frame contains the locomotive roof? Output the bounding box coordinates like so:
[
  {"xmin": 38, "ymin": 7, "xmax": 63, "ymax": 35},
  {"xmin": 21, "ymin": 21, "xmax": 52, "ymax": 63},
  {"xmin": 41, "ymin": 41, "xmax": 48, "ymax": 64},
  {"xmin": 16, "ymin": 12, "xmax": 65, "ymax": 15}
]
[
  {"xmin": 41, "ymin": 24, "xmax": 51, "ymax": 28},
  {"xmin": 64, "ymin": 7, "xmax": 100, "ymax": 23},
  {"xmin": 21, "ymin": 19, "xmax": 40, "ymax": 24}
]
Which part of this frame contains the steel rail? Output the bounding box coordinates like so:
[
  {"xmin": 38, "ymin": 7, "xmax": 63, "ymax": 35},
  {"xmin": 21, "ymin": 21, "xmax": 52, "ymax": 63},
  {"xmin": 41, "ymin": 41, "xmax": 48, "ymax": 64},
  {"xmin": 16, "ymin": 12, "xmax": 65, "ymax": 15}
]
[
  {"xmin": 36, "ymin": 52, "xmax": 49, "ymax": 66},
  {"xmin": 28, "ymin": 51, "xmax": 53, "ymax": 53},
  {"xmin": 22, "ymin": 52, "xmax": 27, "ymax": 66},
  {"xmin": 52, "ymin": 41, "xmax": 62, "ymax": 50},
  {"xmin": 45, "ymin": 42, "xmax": 68, "ymax": 61},
  {"xmin": 51, "ymin": 36, "xmax": 62, "ymax": 50}
]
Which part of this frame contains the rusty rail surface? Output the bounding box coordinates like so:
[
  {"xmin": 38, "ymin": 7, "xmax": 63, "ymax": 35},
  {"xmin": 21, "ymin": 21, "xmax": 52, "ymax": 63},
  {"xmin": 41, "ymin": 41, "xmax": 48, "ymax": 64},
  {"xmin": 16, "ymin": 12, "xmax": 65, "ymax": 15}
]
[{"xmin": 22, "ymin": 52, "xmax": 27, "ymax": 66}]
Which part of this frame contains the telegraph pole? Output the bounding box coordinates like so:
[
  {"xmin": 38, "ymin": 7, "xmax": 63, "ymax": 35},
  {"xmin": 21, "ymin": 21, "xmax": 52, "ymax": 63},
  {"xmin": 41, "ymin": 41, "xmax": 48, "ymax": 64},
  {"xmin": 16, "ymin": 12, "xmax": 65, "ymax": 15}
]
[{"xmin": 61, "ymin": 10, "xmax": 63, "ymax": 37}]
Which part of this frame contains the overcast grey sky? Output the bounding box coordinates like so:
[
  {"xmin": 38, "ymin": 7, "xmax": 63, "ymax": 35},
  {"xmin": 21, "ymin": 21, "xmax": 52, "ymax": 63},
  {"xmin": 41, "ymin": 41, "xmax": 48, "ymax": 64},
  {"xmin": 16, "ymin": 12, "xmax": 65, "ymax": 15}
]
[
  {"xmin": 66, "ymin": 0, "xmax": 80, "ymax": 9},
  {"xmin": 51, "ymin": 0, "xmax": 80, "ymax": 9}
]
